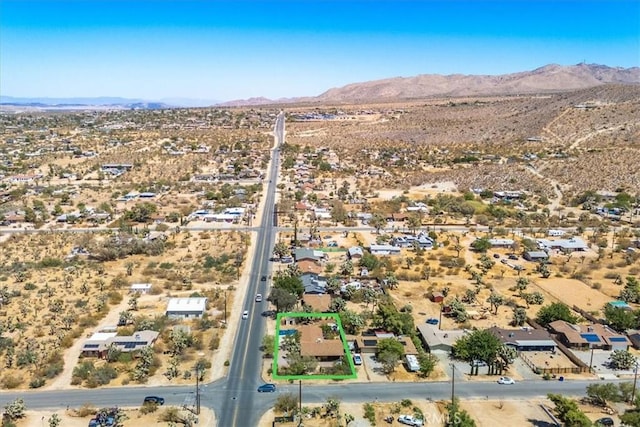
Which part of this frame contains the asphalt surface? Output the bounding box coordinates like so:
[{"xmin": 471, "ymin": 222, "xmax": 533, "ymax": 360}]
[{"xmin": 215, "ymin": 111, "xmax": 283, "ymax": 427}]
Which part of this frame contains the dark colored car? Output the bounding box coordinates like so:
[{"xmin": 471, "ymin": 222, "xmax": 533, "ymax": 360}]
[
  {"xmin": 493, "ymin": 253, "xmax": 500, "ymax": 258},
  {"xmin": 143, "ymin": 396, "xmax": 165, "ymax": 405},
  {"xmin": 261, "ymin": 275, "xmax": 267, "ymax": 281},
  {"xmin": 257, "ymin": 383, "xmax": 276, "ymax": 393},
  {"xmin": 508, "ymin": 254, "xmax": 519, "ymax": 260},
  {"xmin": 595, "ymin": 418, "xmax": 614, "ymax": 426},
  {"xmin": 425, "ymin": 318, "xmax": 439, "ymax": 325}
]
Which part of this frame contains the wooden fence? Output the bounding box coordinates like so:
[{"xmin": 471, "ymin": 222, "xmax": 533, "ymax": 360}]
[{"xmin": 523, "ymin": 317, "xmax": 590, "ymax": 374}]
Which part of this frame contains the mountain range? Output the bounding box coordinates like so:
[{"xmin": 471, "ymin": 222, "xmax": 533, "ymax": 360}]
[
  {"xmin": 0, "ymin": 96, "xmax": 220, "ymax": 110},
  {"xmin": 3, "ymin": 63, "xmax": 639, "ymax": 109},
  {"xmin": 222, "ymin": 63, "xmax": 640, "ymax": 106}
]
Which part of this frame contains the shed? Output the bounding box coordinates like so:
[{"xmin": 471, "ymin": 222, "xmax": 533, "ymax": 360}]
[
  {"xmin": 524, "ymin": 251, "xmax": 549, "ymax": 262},
  {"xmin": 430, "ymin": 292, "xmax": 444, "ymax": 303}
]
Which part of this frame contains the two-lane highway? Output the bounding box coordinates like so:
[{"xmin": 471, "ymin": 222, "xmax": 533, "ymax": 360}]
[{"xmin": 215, "ymin": 112, "xmax": 284, "ymax": 427}]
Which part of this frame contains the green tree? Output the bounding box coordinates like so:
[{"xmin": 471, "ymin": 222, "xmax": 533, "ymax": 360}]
[
  {"xmin": 445, "ymin": 398, "xmax": 476, "ymax": 427},
  {"xmin": 486, "ymin": 292, "xmax": 505, "ymax": 315},
  {"xmin": 620, "ymin": 276, "xmax": 640, "ymax": 303},
  {"xmin": 586, "ymin": 383, "xmax": 622, "ymax": 407},
  {"xmin": 604, "ymin": 304, "xmax": 639, "ymax": 332},
  {"xmin": 547, "ymin": 394, "xmax": 592, "ymax": 427},
  {"xmin": 470, "ymin": 237, "xmax": 491, "ymax": 253},
  {"xmin": 3, "ymin": 398, "xmax": 26, "ymax": 421},
  {"xmin": 369, "ymin": 213, "xmax": 387, "ymax": 234},
  {"xmin": 621, "ymin": 410, "xmax": 640, "ymax": 426},
  {"xmin": 261, "ymin": 335, "xmax": 275, "ymax": 358},
  {"xmin": 609, "ymin": 349, "xmax": 636, "ymax": 370},
  {"xmin": 273, "ymin": 274, "xmax": 304, "ymax": 298},
  {"xmin": 123, "ymin": 202, "xmax": 157, "ymax": 223},
  {"xmin": 273, "ymin": 242, "xmax": 289, "ymax": 259},
  {"xmin": 268, "ymin": 288, "xmax": 297, "ymax": 313},
  {"xmin": 451, "ymin": 329, "xmax": 501, "ymax": 366},
  {"xmin": 48, "ymin": 414, "xmax": 61, "ymax": 427},
  {"xmin": 511, "ymin": 307, "xmax": 527, "ymax": 327},
  {"xmin": 536, "ymin": 303, "xmax": 578, "ymax": 327},
  {"xmin": 417, "ymin": 353, "xmax": 438, "ymax": 378},
  {"xmin": 339, "ymin": 310, "xmax": 365, "ymax": 335},
  {"xmin": 377, "ymin": 338, "xmax": 404, "ymax": 374}
]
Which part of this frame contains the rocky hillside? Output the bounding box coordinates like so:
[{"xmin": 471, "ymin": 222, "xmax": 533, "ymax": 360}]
[{"xmin": 314, "ymin": 63, "xmax": 640, "ymax": 103}]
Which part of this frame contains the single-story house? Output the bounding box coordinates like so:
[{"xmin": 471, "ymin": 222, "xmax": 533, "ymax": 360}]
[
  {"xmin": 166, "ymin": 297, "xmax": 208, "ymax": 319},
  {"xmin": 297, "ymin": 259, "xmax": 323, "ymax": 275},
  {"xmin": 301, "ymin": 273, "xmax": 328, "ymax": 294},
  {"xmin": 488, "ymin": 238, "xmax": 515, "ymax": 248},
  {"xmin": 294, "ymin": 248, "xmax": 326, "ymax": 263},
  {"xmin": 549, "ymin": 320, "xmax": 630, "ymax": 351},
  {"xmin": 81, "ymin": 330, "xmax": 159, "ymax": 358},
  {"xmin": 130, "ymin": 283, "xmax": 152, "ymax": 294},
  {"xmin": 299, "ymin": 323, "xmax": 345, "ymax": 361},
  {"xmin": 487, "ymin": 326, "xmax": 556, "ymax": 352},
  {"xmin": 416, "ymin": 324, "xmax": 468, "ymax": 353},
  {"xmin": 348, "ymin": 246, "xmax": 364, "ymax": 260},
  {"xmin": 369, "ymin": 244, "xmax": 401, "ymax": 256},
  {"xmin": 536, "ymin": 237, "xmax": 589, "ymax": 254},
  {"xmin": 524, "ymin": 251, "xmax": 549, "ymax": 262},
  {"xmin": 302, "ymin": 294, "xmax": 332, "ymax": 312}
]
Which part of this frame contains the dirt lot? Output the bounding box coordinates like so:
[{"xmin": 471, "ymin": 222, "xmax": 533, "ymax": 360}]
[
  {"xmin": 460, "ymin": 399, "xmax": 557, "ymax": 426},
  {"xmin": 13, "ymin": 407, "xmax": 215, "ymax": 427}
]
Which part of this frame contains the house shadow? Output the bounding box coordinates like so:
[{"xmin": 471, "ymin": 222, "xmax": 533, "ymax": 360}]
[{"xmin": 526, "ymin": 418, "xmax": 559, "ymax": 427}]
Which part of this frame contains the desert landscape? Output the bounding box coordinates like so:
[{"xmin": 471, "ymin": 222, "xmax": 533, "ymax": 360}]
[{"xmin": 1, "ymin": 67, "xmax": 640, "ymax": 427}]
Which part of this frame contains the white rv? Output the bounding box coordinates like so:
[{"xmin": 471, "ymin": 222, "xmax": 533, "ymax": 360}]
[{"xmin": 405, "ymin": 354, "xmax": 420, "ymax": 372}]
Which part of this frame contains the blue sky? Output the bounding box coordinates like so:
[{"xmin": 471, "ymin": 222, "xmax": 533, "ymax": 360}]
[{"xmin": 1, "ymin": 0, "xmax": 638, "ymax": 101}]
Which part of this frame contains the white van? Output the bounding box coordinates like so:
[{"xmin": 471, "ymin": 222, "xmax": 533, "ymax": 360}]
[{"xmin": 405, "ymin": 354, "xmax": 420, "ymax": 372}]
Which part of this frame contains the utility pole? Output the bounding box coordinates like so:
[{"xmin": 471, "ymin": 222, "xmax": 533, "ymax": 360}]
[
  {"xmin": 632, "ymin": 359, "xmax": 639, "ymax": 403},
  {"xmin": 298, "ymin": 380, "xmax": 302, "ymax": 427},
  {"xmin": 589, "ymin": 347, "xmax": 595, "ymax": 373},
  {"xmin": 450, "ymin": 363, "xmax": 455, "ymax": 404},
  {"xmin": 195, "ymin": 367, "xmax": 201, "ymax": 415},
  {"xmin": 224, "ymin": 290, "xmax": 228, "ymax": 325}
]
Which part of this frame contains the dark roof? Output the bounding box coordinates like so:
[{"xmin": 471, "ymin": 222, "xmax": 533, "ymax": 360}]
[{"xmin": 487, "ymin": 326, "xmax": 556, "ymax": 346}]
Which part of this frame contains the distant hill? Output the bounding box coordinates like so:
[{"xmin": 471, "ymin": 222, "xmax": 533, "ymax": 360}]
[
  {"xmin": 315, "ymin": 63, "xmax": 640, "ymax": 103},
  {"xmin": 0, "ymin": 96, "xmax": 220, "ymax": 110},
  {"xmin": 223, "ymin": 63, "xmax": 640, "ymax": 106}
]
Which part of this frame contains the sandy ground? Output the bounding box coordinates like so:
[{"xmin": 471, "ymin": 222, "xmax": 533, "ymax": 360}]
[
  {"xmin": 256, "ymin": 398, "xmax": 577, "ymax": 427},
  {"xmin": 13, "ymin": 407, "xmax": 215, "ymax": 427},
  {"xmin": 461, "ymin": 399, "xmax": 557, "ymax": 426},
  {"xmin": 533, "ymin": 278, "xmax": 613, "ymax": 314}
]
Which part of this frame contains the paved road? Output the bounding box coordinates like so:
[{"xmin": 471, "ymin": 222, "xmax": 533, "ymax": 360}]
[
  {"xmin": 215, "ymin": 112, "xmax": 283, "ymax": 427},
  {"xmin": 0, "ymin": 378, "xmax": 617, "ymax": 415}
]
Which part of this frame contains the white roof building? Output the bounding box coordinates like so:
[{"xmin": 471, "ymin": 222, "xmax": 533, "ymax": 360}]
[
  {"xmin": 166, "ymin": 297, "xmax": 208, "ymax": 319},
  {"xmin": 130, "ymin": 283, "xmax": 152, "ymax": 294}
]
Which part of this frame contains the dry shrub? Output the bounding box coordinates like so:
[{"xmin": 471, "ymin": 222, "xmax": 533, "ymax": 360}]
[
  {"xmin": 1, "ymin": 374, "xmax": 22, "ymax": 389},
  {"xmin": 73, "ymin": 404, "xmax": 96, "ymax": 417}
]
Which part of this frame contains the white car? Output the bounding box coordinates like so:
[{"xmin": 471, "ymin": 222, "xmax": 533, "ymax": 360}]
[
  {"xmin": 255, "ymin": 294, "xmax": 263, "ymax": 302},
  {"xmin": 497, "ymin": 376, "xmax": 515, "ymax": 385},
  {"xmin": 353, "ymin": 354, "xmax": 363, "ymax": 365},
  {"xmin": 242, "ymin": 310, "xmax": 249, "ymax": 319},
  {"xmin": 398, "ymin": 415, "xmax": 424, "ymax": 426}
]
